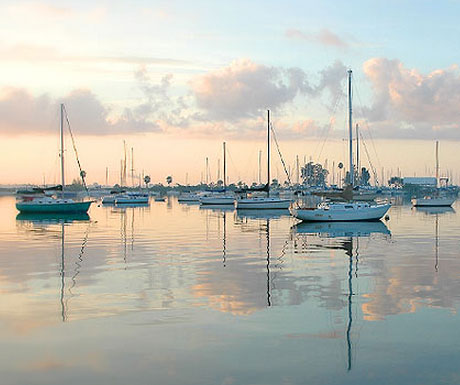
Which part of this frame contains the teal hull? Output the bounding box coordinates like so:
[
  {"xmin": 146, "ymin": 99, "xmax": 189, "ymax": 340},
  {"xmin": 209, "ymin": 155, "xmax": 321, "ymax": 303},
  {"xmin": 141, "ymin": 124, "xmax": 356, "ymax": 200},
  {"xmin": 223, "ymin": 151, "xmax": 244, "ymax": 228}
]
[
  {"xmin": 16, "ymin": 212, "xmax": 90, "ymax": 223},
  {"xmin": 16, "ymin": 201, "xmax": 93, "ymax": 214}
]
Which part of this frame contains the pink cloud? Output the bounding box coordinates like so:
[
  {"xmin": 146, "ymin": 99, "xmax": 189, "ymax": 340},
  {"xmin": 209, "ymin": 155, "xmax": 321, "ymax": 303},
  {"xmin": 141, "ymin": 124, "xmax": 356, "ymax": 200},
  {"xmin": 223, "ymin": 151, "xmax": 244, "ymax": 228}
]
[{"xmin": 285, "ymin": 28, "xmax": 349, "ymax": 49}]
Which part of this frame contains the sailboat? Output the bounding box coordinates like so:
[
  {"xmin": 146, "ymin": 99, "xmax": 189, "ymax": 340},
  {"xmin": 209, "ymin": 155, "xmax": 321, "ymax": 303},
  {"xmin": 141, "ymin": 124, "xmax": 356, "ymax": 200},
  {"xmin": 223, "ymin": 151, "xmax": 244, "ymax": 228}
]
[
  {"xmin": 16, "ymin": 104, "xmax": 93, "ymax": 214},
  {"xmin": 200, "ymin": 142, "xmax": 235, "ymax": 206},
  {"xmin": 291, "ymin": 70, "xmax": 390, "ymax": 222},
  {"xmin": 411, "ymin": 141, "xmax": 456, "ymax": 207},
  {"xmin": 235, "ymin": 110, "xmax": 291, "ymax": 210}
]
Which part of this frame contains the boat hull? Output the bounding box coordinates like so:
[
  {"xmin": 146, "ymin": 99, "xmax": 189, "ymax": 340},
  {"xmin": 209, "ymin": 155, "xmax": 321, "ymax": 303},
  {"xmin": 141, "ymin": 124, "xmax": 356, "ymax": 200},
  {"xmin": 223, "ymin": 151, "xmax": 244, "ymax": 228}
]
[
  {"xmin": 411, "ymin": 197, "xmax": 455, "ymax": 207},
  {"xmin": 290, "ymin": 204, "xmax": 391, "ymax": 222},
  {"xmin": 235, "ymin": 198, "xmax": 291, "ymax": 210},
  {"xmin": 200, "ymin": 196, "xmax": 234, "ymax": 205},
  {"xmin": 16, "ymin": 201, "xmax": 93, "ymax": 214},
  {"xmin": 116, "ymin": 198, "xmax": 149, "ymax": 204}
]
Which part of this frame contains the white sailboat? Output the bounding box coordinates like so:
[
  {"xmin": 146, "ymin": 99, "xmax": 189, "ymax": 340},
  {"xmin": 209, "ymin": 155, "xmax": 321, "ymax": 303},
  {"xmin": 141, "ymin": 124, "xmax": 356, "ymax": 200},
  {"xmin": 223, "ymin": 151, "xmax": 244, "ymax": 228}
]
[
  {"xmin": 291, "ymin": 70, "xmax": 391, "ymax": 222},
  {"xmin": 235, "ymin": 110, "xmax": 291, "ymax": 210},
  {"xmin": 200, "ymin": 142, "xmax": 235, "ymax": 206},
  {"xmin": 16, "ymin": 104, "xmax": 93, "ymax": 214},
  {"xmin": 411, "ymin": 141, "xmax": 456, "ymax": 207}
]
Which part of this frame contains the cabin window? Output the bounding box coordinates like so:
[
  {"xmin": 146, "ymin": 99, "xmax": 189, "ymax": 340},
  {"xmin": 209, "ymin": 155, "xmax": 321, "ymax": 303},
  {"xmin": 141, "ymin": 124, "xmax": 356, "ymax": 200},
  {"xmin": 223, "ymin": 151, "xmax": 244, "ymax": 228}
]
[{"xmin": 344, "ymin": 205, "xmax": 353, "ymax": 209}]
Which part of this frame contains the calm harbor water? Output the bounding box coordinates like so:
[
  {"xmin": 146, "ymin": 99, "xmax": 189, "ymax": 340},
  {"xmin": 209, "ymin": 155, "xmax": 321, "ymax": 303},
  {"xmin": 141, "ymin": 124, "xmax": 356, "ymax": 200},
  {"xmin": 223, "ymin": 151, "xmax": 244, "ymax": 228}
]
[{"xmin": 1, "ymin": 196, "xmax": 459, "ymax": 385}]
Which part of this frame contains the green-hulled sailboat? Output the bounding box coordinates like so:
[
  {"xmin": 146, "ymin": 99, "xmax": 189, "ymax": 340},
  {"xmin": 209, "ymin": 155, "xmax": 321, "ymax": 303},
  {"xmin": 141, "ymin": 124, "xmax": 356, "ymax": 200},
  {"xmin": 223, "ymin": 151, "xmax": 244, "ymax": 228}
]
[{"xmin": 16, "ymin": 104, "xmax": 93, "ymax": 214}]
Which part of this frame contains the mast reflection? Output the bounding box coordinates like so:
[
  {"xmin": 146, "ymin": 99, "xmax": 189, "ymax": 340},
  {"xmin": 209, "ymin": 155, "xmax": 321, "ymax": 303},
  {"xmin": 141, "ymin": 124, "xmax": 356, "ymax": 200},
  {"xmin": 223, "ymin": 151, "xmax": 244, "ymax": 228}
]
[
  {"xmin": 16, "ymin": 213, "xmax": 91, "ymax": 322},
  {"xmin": 292, "ymin": 220, "xmax": 391, "ymax": 371}
]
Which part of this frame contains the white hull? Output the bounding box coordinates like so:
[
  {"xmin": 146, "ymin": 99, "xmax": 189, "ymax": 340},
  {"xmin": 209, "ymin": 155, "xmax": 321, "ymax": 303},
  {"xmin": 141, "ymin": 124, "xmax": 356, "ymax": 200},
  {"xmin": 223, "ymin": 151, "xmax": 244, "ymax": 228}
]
[
  {"xmin": 291, "ymin": 203, "xmax": 391, "ymax": 222},
  {"xmin": 102, "ymin": 196, "xmax": 117, "ymax": 204},
  {"xmin": 116, "ymin": 197, "xmax": 149, "ymax": 204},
  {"xmin": 178, "ymin": 195, "xmax": 201, "ymax": 202},
  {"xmin": 200, "ymin": 196, "xmax": 234, "ymax": 205},
  {"xmin": 235, "ymin": 198, "xmax": 291, "ymax": 210},
  {"xmin": 411, "ymin": 197, "xmax": 455, "ymax": 207}
]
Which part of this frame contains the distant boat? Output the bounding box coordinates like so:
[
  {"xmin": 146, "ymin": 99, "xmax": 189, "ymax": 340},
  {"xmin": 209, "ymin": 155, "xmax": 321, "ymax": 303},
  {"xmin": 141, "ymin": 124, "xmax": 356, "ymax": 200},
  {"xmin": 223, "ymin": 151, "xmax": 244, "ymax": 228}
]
[
  {"xmin": 235, "ymin": 110, "xmax": 291, "ymax": 210},
  {"xmin": 16, "ymin": 104, "xmax": 93, "ymax": 214},
  {"xmin": 115, "ymin": 192, "xmax": 149, "ymax": 204},
  {"xmin": 178, "ymin": 192, "xmax": 201, "ymax": 202},
  {"xmin": 102, "ymin": 189, "xmax": 126, "ymax": 204},
  {"xmin": 411, "ymin": 141, "xmax": 456, "ymax": 207},
  {"xmin": 201, "ymin": 142, "xmax": 235, "ymax": 206},
  {"xmin": 291, "ymin": 70, "xmax": 391, "ymax": 222},
  {"xmin": 411, "ymin": 196, "xmax": 456, "ymax": 207}
]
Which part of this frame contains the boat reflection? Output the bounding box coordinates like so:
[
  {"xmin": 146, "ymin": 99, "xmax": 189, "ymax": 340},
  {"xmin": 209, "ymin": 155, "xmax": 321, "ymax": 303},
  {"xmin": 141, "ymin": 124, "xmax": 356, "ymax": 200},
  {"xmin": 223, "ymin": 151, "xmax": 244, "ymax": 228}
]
[
  {"xmin": 291, "ymin": 220, "xmax": 391, "ymax": 371},
  {"xmin": 292, "ymin": 220, "xmax": 391, "ymax": 237},
  {"xmin": 236, "ymin": 209, "xmax": 290, "ymax": 220},
  {"xmin": 414, "ymin": 206, "xmax": 455, "ymax": 215},
  {"xmin": 16, "ymin": 211, "xmax": 91, "ymax": 323},
  {"xmin": 16, "ymin": 212, "xmax": 90, "ymax": 224},
  {"xmin": 199, "ymin": 205, "xmax": 235, "ymax": 213}
]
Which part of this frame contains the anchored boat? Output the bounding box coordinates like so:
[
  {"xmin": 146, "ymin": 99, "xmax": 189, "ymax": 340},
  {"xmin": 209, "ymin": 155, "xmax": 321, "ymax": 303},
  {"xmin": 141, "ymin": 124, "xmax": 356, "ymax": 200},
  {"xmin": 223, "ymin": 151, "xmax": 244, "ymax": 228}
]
[
  {"xmin": 235, "ymin": 110, "xmax": 291, "ymax": 210},
  {"xmin": 16, "ymin": 104, "xmax": 93, "ymax": 214}
]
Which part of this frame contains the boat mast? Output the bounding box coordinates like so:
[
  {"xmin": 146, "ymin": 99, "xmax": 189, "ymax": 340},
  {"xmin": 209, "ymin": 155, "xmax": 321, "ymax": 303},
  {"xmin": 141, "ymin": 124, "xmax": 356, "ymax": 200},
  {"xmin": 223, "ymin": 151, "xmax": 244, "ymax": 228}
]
[
  {"xmin": 258, "ymin": 150, "xmax": 262, "ymax": 184},
  {"xmin": 348, "ymin": 70, "xmax": 354, "ymax": 187},
  {"xmin": 356, "ymin": 123, "xmax": 360, "ymax": 185},
  {"xmin": 131, "ymin": 147, "xmax": 134, "ymax": 187},
  {"xmin": 223, "ymin": 141, "xmax": 227, "ymax": 189},
  {"xmin": 60, "ymin": 103, "xmax": 65, "ymax": 191},
  {"xmin": 267, "ymin": 109, "xmax": 270, "ymax": 196},
  {"xmin": 435, "ymin": 140, "xmax": 439, "ymax": 188}
]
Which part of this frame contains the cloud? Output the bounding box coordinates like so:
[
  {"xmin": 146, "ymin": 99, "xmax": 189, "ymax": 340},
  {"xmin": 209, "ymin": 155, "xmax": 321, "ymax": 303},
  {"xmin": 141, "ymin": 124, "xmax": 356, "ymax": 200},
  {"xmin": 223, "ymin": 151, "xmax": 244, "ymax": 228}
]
[
  {"xmin": 0, "ymin": 87, "xmax": 160, "ymax": 135},
  {"xmin": 361, "ymin": 58, "xmax": 460, "ymax": 139},
  {"xmin": 191, "ymin": 59, "xmax": 346, "ymax": 121},
  {"xmin": 285, "ymin": 28, "xmax": 349, "ymax": 49},
  {"xmin": 0, "ymin": 60, "xmax": 350, "ymax": 139},
  {"xmin": 0, "ymin": 42, "xmax": 190, "ymax": 67}
]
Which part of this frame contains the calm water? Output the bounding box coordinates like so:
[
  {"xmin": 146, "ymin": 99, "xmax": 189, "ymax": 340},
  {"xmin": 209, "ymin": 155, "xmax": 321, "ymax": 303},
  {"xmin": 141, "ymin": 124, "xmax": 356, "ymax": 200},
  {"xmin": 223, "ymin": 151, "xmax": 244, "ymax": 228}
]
[{"xmin": 1, "ymin": 196, "xmax": 460, "ymax": 385}]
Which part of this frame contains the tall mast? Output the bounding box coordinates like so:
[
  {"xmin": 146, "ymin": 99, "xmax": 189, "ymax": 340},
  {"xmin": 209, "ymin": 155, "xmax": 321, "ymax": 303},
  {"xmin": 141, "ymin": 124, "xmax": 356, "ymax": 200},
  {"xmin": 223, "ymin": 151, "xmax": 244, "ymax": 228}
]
[
  {"xmin": 60, "ymin": 103, "xmax": 65, "ymax": 190},
  {"xmin": 123, "ymin": 140, "xmax": 127, "ymax": 186},
  {"xmin": 296, "ymin": 155, "xmax": 300, "ymax": 185},
  {"xmin": 223, "ymin": 142, "xmax": 227, "ymax": 188},
  {"xmin": 267, "ymin": 109, "xmax": 270, "ymax": 195},
  {"xmin": 435, "ymin": 140, "xmax": 439, "ymax": 188},
  {"xmin": 131, "ymin": 147, "xmax": 134, "ymax": 187},
  {"xmin": 348, "ymin": 70, "xmax": 354, "ymax": 187},
  {"xmin": 356, "ymin": 123, "xmax": 360, "ymax": 185},
  {"xmin": 258, "ymin": 150, "xmax": 262, "ymax": 184}
]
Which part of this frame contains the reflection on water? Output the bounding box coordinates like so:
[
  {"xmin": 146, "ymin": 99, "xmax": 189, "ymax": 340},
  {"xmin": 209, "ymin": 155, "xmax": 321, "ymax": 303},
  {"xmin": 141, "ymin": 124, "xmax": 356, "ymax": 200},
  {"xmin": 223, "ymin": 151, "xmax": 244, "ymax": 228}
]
[
  {"xmin": 291, "ymin": 220, "xmax": 392, "ymax": 371},
  {"xmin": 1, "ymin": 196, "xmax": 460, "ymax": 384}
]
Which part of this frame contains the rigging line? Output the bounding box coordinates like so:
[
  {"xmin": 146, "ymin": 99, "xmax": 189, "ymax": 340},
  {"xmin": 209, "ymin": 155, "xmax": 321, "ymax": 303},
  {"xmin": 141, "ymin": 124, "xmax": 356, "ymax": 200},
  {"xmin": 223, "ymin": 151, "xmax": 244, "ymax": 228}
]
[
  {"xmin": 225, "ymin": 147, "xmax": 239, "ymax": 183},
  {"xmin": 62, "ymin": 105, "xmax": 89, "ymax": 194},
  {"xmin": 314, "ymin": 77, "xmax": 344, "ymax": 158},
  {"xmin": 68, "ymin": 221, "xmax": 93, "ymax": 297},
  {"xmin": 317, "ymin": 85, "xmax": 344, "ymax": 162},
  {"xmin": 359, "ymin": 131, "xmax": 379, "ymax": 185},
  {"xmin": 270, "ymin": 122, "xmax": 291, "ymax": 185},
  {"xmin": 353, "ymin": 81, "xmax": 382, "ymax": 170}
]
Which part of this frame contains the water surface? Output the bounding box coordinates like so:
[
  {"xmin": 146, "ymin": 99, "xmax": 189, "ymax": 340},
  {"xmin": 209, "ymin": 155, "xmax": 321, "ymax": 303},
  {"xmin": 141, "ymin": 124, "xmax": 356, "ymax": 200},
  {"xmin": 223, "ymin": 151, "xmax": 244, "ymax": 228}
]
[{"xmin": 0, "ymin": 196, "xmax": 459, "ymax": 385}]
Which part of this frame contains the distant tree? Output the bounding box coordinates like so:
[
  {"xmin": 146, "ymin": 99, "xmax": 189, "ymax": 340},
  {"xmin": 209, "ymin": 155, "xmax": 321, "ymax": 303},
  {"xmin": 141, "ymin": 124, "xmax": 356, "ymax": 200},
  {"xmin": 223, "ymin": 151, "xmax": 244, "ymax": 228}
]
[
  {"xmin": 388, "ymin": 176, "xmax": 403, "ymax": 188},
  {"xmin": 359, "ymin": 167, "xmax": 371, "ymax": 186},
  {"xmin": 301, "ymin": 162, "xmax": 329, "ymax": 186},
  {"xmin": 166, "ymin": 176, "xmax": 172, "ymax": 186}
]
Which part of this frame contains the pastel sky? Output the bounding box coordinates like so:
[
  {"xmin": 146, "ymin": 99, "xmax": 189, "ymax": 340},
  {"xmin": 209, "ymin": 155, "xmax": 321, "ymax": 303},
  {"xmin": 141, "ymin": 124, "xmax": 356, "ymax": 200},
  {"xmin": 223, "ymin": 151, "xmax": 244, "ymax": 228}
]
[{"xmin": 2, "ymin": 0, "xmax": 460, "ymax": 185}]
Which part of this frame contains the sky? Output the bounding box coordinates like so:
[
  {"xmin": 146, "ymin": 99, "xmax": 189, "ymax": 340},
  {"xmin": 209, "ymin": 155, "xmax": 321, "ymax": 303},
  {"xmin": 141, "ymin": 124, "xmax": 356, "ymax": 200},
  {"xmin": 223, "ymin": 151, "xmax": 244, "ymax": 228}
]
[{"xmin": 1, "ymin": 0, "xmax": 460, "ymax": 185}]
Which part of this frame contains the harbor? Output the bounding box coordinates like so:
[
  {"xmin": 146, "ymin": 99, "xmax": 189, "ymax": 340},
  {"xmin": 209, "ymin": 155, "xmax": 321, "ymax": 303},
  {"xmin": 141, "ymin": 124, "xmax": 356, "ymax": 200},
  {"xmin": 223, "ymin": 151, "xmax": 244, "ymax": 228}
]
[
  {"xmin": 2, "ymin": 0, "xmax": 460, "ymax": 384},
  {"xmin": 1, "ymin": 194, "xmax": 460, "ymax": 384}
]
